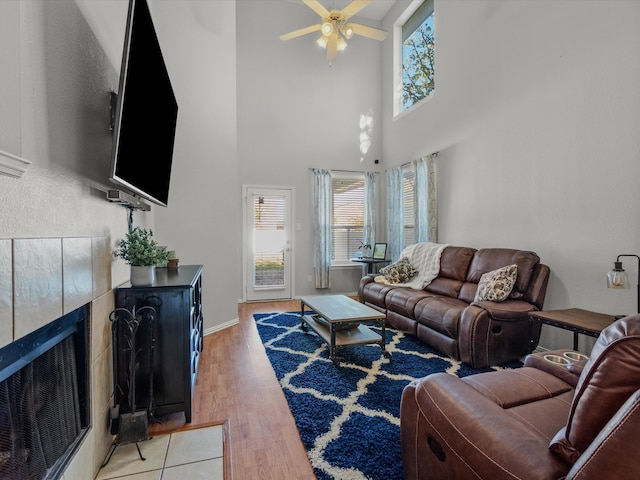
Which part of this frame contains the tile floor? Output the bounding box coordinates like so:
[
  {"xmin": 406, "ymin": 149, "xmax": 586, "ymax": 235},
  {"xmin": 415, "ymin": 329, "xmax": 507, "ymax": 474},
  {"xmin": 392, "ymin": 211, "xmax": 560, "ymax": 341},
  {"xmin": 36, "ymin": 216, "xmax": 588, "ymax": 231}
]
[{"xmin": 96, "ymin": 425, "xmax": 224, "ymax": 480}]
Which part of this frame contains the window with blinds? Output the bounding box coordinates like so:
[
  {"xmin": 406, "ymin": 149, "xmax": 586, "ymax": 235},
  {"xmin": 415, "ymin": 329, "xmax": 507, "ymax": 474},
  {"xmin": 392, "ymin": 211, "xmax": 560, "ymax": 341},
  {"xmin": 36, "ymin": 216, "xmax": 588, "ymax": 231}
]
[
  {"xmin": 402, "ymin": 164, "xmax": 416, "ymax": 248},
  {"xmin": 253, "ymin": 194, "xmax": 285, "ymax": 287},
  {"xmin": 332, "ymin": 174, "xmax": 365, "ymax": 263}
]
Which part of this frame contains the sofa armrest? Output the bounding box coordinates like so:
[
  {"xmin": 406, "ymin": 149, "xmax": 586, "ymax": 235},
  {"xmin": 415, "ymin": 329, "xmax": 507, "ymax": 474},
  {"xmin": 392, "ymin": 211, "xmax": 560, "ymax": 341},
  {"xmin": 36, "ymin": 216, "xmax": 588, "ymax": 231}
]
[
  {"xmin": 471, "ymin": 298, "xmax": 537, "ymax": 321},
  {"xmin": 524, "ymin": 263, "xmax": 550, "ymax": 310},
  {"xmin": 357, "ymin": 274, "xmax": 376, "ymax": 302},
  {"xmin": 566, "ymin": 389, "xmax": 640, "ymax": 479},
  {"xmin": 459, "ymin": 303, "xmax": 537, "ymax": 368},
  {"xmin": 524, "ymin": 350, "xmax": 585, "ymax": 388},
  {"xmin": 403, "ymin": 373, "xmax": 569, "ymax": 480}
]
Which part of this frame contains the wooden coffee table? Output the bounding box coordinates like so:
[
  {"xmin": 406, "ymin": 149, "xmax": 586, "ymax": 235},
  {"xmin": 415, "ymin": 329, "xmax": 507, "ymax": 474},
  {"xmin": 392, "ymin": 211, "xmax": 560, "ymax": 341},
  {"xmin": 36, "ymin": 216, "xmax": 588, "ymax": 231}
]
[{"xmin": 300, "ymin": 295, "xmax": 389, "ymax": 364}]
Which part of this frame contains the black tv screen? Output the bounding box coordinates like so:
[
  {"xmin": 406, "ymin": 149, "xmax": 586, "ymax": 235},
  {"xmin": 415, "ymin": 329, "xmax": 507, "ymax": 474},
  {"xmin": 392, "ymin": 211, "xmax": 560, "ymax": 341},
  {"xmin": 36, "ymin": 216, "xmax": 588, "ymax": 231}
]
[{"xmin": 110, "ymin": 0, "xmax": 178, "ymax": 207}]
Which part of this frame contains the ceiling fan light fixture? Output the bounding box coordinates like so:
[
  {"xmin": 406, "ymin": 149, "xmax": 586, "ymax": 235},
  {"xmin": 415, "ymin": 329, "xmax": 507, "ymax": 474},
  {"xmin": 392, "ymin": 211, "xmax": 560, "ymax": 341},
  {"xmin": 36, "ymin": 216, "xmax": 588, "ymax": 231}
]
[
  {"xmin": 316, "ymin": 35, "xmax": 329, "ymax": 48},
  {"xmin": 337, "ymin": 36, "xmax": 347, "ymax": 51},
  {"xmin": 321, "ymin": 21, "xmax": 333, "ymax": 36},
  {"xmin": 342, "ymin": 24, "xmax": 354, "ymax": 39}
]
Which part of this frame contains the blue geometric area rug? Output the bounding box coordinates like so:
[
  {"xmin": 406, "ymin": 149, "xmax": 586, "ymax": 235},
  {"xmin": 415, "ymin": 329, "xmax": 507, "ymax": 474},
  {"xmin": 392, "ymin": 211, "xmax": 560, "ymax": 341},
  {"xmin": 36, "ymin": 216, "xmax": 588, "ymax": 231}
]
[{"xmin": 254, "ymin": 312, "xmax": 519, "ymax": 480}]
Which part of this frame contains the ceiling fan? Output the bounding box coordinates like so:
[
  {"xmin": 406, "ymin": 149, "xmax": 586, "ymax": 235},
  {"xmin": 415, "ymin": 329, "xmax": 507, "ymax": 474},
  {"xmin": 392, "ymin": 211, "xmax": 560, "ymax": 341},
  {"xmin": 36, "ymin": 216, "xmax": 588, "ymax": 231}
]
[{"xmin": 280, "ymin": 0, "xmax": 388, "ymax": 63}]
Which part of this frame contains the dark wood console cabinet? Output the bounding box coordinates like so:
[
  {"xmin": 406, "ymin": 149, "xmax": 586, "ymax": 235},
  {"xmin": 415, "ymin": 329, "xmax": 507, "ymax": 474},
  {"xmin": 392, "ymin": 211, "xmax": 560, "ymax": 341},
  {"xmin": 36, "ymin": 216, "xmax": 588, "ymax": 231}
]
[{"xmin": 114, "ymin": 265, "xmax": 203, "ymax": 423}]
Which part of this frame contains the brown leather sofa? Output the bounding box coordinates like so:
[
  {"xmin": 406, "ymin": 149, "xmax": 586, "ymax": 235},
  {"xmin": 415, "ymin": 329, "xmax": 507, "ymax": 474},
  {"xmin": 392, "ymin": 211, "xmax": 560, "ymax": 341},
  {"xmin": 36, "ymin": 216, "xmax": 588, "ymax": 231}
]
[
  {"xmin": 400, "ymin": 314, "xmax": 640, "ymax": 480},
  {"xmin": 358, "ymin": 246, "xmax": 550, "ymax": 368}
]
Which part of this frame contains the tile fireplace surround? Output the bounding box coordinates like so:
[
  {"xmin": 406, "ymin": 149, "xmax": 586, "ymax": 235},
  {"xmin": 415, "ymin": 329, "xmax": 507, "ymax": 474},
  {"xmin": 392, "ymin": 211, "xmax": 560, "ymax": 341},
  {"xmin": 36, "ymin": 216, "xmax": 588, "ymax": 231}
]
[{"xmin": 0, "ymin": 236, "xmax": 116, "ymax": 479}]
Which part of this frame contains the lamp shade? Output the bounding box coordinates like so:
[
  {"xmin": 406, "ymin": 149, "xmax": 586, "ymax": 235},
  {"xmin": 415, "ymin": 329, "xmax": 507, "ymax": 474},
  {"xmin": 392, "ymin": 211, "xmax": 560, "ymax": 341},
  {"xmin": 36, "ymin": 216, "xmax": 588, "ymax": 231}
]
[{"xmin": 607, "ymin": 261, "xmax": 629, "ymax": 289}]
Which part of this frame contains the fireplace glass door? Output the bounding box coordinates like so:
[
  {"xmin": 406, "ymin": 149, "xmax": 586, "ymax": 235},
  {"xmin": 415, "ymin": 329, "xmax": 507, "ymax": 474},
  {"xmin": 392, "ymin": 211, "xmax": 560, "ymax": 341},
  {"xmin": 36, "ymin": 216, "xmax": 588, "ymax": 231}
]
[{"xmin": 0, "ymin": 306, "xmax": 89, "ymax": 480}]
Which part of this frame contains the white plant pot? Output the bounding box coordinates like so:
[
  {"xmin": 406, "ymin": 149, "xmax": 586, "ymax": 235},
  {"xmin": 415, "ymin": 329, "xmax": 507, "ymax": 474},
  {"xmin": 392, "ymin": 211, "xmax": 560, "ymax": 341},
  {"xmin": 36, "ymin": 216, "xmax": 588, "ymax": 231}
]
[{"xmin": 130, "ymin": 265, "xmax": 156, "ymax": 286}]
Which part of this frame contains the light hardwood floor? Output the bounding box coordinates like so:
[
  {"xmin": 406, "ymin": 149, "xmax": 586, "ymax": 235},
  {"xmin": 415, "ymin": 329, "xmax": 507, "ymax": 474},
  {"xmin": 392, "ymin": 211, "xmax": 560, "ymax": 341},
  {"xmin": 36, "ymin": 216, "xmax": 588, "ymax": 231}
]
[{"xmin": 149, "ymin": 299, "xmax": 316, "ymax": 480}]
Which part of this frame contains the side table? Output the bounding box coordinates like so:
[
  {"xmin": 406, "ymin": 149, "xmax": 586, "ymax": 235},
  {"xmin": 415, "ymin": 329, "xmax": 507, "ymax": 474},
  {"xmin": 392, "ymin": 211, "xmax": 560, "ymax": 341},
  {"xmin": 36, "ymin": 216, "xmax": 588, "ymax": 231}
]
[
  {"xmin": 529, "ymin": 308, "xmax": 616, "ymax": 350},
  {"xmin": 350, "ymin": 257, "xmax": 389, "ymax": 275}
]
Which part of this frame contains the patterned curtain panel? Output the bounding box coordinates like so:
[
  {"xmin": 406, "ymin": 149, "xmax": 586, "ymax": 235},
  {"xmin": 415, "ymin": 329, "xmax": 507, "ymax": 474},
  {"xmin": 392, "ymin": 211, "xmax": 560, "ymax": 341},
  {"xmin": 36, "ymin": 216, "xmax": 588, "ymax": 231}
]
[
  {"xmin": 386, "ymin": 166, "xmax": 403, "ymax": 261},
  {"xmin": 414, "ymin": 154, "xmax": 437, "ymax": 243},
  {"xmin": 313, "ymin": 168, "xmax": 332, "ymax": 288},
  {"xmin": 363, "ymin": 171, "xmax": 376, "ymax": 248}
]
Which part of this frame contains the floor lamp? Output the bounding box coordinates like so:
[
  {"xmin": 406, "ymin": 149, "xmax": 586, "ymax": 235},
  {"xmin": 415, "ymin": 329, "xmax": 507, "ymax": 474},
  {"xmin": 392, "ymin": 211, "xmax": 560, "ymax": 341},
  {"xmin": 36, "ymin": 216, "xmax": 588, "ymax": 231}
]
[{"xmin": 607, "ymin": 254, "xmax": 640, "ymax": 314}]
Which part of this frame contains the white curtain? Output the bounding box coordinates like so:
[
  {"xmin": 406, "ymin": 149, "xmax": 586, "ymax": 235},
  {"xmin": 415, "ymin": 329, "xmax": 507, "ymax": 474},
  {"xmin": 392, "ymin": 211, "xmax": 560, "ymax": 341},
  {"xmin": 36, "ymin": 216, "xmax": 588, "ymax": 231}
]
[
  {"xmin": 313, "ymin": 168, "xmax": 332, "ymax": 288},
  {"xmin": 386, "ymin": 166, "xmax": 403, "ymax": 261},
  {"xmin": 414, "ymin": 154, "xmax": 437, "ymax": 243},
  {"xmin": 363, "ymin": 171, "xmax": 376, "ymax": 249}
]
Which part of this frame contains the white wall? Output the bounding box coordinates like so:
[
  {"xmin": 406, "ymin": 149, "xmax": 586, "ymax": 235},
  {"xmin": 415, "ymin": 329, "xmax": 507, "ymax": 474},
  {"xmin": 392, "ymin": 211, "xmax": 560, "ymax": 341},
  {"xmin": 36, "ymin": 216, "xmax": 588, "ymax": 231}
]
[
  {"xmin": 236, "ymin": 0, "xmax": 385, "ymax": 297},
  {"xmin": 150, "ymin": 0, "xmax": 240, "ymax": 330},
  {"xmin": 75, "ymin": 0, "xmax": 241, "ymax": 331},
  {"xmin": 382, "ymin": 0, "xmax": 640, "ymax": 349}
]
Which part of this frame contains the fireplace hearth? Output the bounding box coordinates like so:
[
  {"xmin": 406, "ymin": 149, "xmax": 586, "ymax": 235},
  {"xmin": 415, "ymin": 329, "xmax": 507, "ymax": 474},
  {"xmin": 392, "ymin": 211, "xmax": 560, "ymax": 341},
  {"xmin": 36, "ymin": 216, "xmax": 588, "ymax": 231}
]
[{"xmin": 0, "ymin": 305, "xmax": 90, "ymax": 480}]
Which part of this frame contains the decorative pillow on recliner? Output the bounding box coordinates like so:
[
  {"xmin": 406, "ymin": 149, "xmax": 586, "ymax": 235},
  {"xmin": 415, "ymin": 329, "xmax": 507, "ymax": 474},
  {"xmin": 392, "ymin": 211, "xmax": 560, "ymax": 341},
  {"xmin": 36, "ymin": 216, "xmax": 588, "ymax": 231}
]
[
  {"xmin": 380, "ymin": 257, "xmax": 418, "ymax": 284},
  {"xmin": 473, "ymin": 264, "xmax": 517, "ymax": 302}
]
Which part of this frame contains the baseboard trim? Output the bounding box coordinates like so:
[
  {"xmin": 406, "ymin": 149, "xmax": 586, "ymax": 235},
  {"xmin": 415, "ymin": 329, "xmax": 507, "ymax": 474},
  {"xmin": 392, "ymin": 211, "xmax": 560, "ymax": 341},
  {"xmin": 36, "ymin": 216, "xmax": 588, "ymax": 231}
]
[
  {"xmin": 0, "ymin": 148, "xmax": 30, "ymax": 178},
  {"xmin": 204, "ymin": 318, "xmax": 239, "ymax": 336}
]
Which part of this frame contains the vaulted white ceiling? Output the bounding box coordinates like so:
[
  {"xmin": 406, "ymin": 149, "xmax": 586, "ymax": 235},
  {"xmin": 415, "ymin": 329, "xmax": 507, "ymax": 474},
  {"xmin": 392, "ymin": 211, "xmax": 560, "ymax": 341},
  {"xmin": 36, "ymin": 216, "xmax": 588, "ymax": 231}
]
[{"xmin": 285, "ymin": 0, "xmax": 396, "ymax": 22}]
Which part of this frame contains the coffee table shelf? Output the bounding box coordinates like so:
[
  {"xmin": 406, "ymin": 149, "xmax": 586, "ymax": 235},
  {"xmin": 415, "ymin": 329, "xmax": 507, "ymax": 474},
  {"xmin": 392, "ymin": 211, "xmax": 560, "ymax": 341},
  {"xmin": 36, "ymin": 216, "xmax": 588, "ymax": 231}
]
[
  {"xmin": 302, "ymin": 314, "xmax": 382, "ymax": 346},
  {"xmin": 300, "ymin": 295, "xmax": 389, "ymax": 364}
]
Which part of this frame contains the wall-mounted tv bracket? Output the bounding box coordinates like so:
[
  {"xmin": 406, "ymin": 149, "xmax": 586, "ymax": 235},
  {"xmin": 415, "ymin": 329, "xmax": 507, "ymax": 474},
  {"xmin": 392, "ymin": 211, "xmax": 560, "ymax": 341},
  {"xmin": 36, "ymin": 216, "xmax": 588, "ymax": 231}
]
[
  {"xmin": 106, "ymin": 190, "xmax": 151, "ymax": 212},
  {"xmin": 110, "ymin": 91, "xmax": 117, "ymax": 131}
]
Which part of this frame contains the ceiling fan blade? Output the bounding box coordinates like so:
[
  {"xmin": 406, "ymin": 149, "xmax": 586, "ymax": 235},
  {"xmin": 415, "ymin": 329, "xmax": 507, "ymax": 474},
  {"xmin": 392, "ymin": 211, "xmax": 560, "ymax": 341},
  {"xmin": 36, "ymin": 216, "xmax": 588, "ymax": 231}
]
[
  {"xmin": 302, "ymin": 0, "xmax": 330, "ymax": 18},
  {"xmin": 280, "ymin": 24, "xmax": 322, "ymax": 41},
  {"xmin": 351, "ymin": 23, "xmax": 388, "ymax": 41},
  {"xmin": 327, "ymin": 35, "xmax": 338, "ymax": 61},
  {"xmin": 340, "ymin": 0, "xmax": 371, "ymax": 20}
]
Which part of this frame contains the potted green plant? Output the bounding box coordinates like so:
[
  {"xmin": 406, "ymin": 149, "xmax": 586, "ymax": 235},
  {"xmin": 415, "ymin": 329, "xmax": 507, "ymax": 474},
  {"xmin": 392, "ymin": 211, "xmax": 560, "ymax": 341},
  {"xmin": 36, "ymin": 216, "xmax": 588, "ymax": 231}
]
[
  {"xmin": 115, "ymin": 227, "xmax": 170, "ymax": 286},
  {"xmin": 359, "ymin": 241, "xmax": 372, "ymax": 258}
]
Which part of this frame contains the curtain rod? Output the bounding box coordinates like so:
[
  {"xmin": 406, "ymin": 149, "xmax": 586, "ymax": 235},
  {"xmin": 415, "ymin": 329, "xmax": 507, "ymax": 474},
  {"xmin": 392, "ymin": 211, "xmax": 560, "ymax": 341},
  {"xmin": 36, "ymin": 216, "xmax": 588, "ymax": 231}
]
[
  {"xmin": 399, "ymin": 151, "xmax": 439, "ymax": 169},
  {"xmin": 310, "ymin": 153, "xmax": 438, "ymax": 174},
  {"xmin": 309, "ymin": 168, "xmax": 380, "ymax": 174}
]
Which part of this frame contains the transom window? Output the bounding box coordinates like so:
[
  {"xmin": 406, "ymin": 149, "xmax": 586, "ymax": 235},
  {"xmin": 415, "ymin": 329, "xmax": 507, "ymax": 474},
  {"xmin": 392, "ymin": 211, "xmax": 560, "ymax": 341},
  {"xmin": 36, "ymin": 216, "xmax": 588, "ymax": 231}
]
[{"xmin": 398, "ymin": 0, "xmax": 435, "ymax": 113}]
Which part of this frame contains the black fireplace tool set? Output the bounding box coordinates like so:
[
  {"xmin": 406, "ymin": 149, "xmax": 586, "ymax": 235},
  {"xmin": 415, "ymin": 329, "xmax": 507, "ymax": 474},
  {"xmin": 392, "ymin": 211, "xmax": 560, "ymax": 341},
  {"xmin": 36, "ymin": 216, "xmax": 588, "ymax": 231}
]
[{"xmin": 101, "ymin": 304, "xmax": 158, "ymax": 466}]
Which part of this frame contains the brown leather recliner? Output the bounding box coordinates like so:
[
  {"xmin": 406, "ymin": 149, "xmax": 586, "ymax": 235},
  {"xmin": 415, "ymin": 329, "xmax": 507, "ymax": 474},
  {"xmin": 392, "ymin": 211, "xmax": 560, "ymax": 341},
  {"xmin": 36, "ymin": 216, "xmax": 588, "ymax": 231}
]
[{"xmin": 400, "ymin": 314, "xmax": 640, "ymax": 479}]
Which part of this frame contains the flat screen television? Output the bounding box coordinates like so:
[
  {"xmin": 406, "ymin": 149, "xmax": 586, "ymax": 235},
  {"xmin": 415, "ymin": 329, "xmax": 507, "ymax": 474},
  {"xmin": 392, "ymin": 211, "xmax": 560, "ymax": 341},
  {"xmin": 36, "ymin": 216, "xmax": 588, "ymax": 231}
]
[{"xmin": 109, "ymin": 0, "xmax": 178, "ymax": 207}]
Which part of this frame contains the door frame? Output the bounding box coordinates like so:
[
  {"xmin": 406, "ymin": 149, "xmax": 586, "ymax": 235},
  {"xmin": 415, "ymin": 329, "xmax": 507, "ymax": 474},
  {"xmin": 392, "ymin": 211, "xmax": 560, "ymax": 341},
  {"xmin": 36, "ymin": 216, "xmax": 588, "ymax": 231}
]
[{"xmin": 242, "ymin": 185, "xmax": 295, "ymax": 302}]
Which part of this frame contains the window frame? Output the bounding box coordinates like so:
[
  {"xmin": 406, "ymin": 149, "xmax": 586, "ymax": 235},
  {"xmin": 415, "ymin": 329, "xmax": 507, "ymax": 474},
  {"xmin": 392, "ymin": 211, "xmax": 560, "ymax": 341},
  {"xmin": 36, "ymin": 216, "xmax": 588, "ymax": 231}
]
[
  {"xmin": 393, "ymin": 0, "xmax": 435, "ymax": 118},
  {"xmin": 251, "ymin": 194, "xmax": 286, "ymax": 288},
  {"xmin": 330, "ymin": 172, "xmax": 366, "ymax": 266}
]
